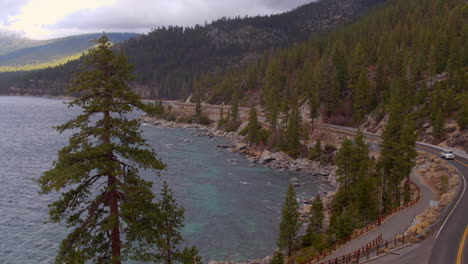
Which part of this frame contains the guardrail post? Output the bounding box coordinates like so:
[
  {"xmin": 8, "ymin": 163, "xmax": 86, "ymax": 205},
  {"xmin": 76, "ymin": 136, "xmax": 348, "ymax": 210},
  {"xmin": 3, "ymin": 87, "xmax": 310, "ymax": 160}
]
[
  {"xmin": 386, "ymin": 241, "xmax": 388, "ymax": 249},
  {"xmin": 403, "ymin": 234, "xmax": 405, "ymax": 245},
  {"xmin": 357, "ymin": 250, "xmax": 360, "ymax": 263},
  {"xmin": 377, "ymin": 244, "xmax": 380, "ymax": 256}
]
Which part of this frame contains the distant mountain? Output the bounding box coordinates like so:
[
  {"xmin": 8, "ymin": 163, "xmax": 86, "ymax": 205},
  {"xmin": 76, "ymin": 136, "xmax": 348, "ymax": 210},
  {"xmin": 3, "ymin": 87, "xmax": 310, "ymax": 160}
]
[
  {"xmin": 0, "ymin": 31, "xmax": 50, "ymax": 56},
  {"xmin": 0, "ymin": 0, "xmax": 385, "ymax": 97},
  {"xmin": 0, "ymin": 33, "xmax": 138, "ymax": 71}
]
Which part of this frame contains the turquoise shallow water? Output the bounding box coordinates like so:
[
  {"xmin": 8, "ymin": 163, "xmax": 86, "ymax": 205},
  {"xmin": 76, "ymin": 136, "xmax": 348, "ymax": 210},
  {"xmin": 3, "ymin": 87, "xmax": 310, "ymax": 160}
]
[{"xmin": 0, "ymin": 96, "xmax": 328, "ymax": 263}]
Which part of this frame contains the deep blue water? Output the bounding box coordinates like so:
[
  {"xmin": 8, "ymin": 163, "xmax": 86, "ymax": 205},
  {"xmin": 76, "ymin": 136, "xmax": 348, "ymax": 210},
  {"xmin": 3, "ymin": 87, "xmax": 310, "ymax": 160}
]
[{"xmin": 0, "ymin": 96, "xmax": 327, "ymax": 263}]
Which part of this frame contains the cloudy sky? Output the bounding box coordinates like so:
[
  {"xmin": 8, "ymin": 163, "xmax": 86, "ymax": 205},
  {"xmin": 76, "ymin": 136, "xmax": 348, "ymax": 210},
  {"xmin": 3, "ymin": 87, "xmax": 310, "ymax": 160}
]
[{"xmin": 0, "ymin": 0, "xmax": 311, "ymax": 40}]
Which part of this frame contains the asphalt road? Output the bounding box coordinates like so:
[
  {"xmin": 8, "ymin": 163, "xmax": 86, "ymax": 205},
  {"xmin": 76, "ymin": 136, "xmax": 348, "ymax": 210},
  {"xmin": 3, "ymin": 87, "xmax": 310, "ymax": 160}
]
[
  {"xmin": 417, "ymin": 144, "xmax": 468, "ymax": 264},
  {"xmin": 313, "ymin": 123, "xmax": 468, "ymax": 264}
]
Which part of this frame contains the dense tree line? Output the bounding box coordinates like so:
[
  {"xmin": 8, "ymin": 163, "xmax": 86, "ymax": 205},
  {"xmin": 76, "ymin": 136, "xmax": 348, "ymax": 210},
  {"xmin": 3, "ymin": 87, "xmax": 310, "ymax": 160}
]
[
  {"xmin": 197, "ymin": 0, "xmax": 466, "ymax": 134},
  {"xmin": 276, "ymin": 125, "xmax": 416, "ymax": 261},
  {"xmin": 0, "ymin": 0, "xmax": 383, "ymax": 99}
]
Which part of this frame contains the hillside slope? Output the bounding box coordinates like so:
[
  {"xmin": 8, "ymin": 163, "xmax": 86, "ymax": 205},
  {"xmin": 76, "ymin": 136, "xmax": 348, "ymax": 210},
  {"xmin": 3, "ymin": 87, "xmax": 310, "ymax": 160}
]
[
  {"xmin": 192, "ymin": 0, "xmax": 466, "ymax": 147},
  {"xmin": 0, "ymin": 31, "xmax": 51, "ymax": 56},
  {"xmin": 0, "ymin": 33, "xmax": 137, "ymax": 71},
  {"xmin": 0, "ymin": 0, "xmax": 385, "ymax": 97}
]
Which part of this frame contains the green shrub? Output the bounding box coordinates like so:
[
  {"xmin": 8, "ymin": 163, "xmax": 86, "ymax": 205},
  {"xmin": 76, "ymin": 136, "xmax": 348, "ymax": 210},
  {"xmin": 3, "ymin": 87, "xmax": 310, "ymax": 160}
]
[
  {"xmin": 256, "ymin": 128, "xmax": 271, "ymax": 145},
  {"xmin": 270, "ymin": 252, "xmax": 284, "ymax": 264},
  {"xmin": 225, "ymin": 121, "xmax": 241, "ymax": 132}
]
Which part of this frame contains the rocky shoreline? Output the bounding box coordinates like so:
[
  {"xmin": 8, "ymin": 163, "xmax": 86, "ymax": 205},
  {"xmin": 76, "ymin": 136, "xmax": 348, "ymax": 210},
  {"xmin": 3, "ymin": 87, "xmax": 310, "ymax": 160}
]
[
  {"xmin": 140, "ymin": 115, "xmax": 338, "ymax": 264},
  {"xmin": 140, "ymin": 115, "xmax": 338, "ymax": 186}
]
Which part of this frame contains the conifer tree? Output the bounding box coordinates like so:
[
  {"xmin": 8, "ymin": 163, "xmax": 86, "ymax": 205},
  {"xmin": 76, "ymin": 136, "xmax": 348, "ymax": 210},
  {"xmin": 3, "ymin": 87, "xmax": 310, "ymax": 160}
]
[
  {"xmin": 277, "ymin": 184, "xmax": 300, "ymax": 257},
  {"xmin": 195, "ymin": 97, "xmax": 202, "ymax": 117},
  {"xmin": 447, "ymin": 39, "xmax": 464, "ymax": 91},
  {"xmin": 309, "ymin": 195, "xmax": 324, "ymax": 232},
  {"xmin": 309, "ymin": 139, "xmax": 322, "ymax": 161},
  {"xmin": 264, "ymin": 58, "xmax": 282, "ymax": 143},
  {"xmin": 231, "ymin": 89, "xmax": 239, "ymax": 122},
  {"xmin": 353, "ymin": 131, "xmax": 378, "ymax": 220},
  {"xmin": 247, "ymin": 105, "xmax": 259, "ymax": 143},
  {"xmin": 156, "ymin": 182, "xmax": 187, "ymax": 264},
  {"xmin": 378, "ymin": 79, "xmax": 417, "ymax": 210},
  {"xmin": 270, "ymin": 252, "xmax": 284, "ymax": 264},
  {"xmin": 38, "ymin": 35, "xmax": 166, "ymax": 263},
  {"xmin": 285, "ymin": 102, "xmax": 301, "ymax": 154},
  {"xmin": 457, "ymin": 103, "xmax": 468, "ymax": 130},
  {"xmin": 353, "ymin": 68, "xmax": 369, "ymax": 123},
  {"xmin": 154, "ymin": 100, "xmax": 165, "ymax": 117},
  {"xmin": 398, "ymin": 117, "xmax": 417, "ymax": 202},
  {"xmin": 179, "ymin": 247, "xmax": 202, "ymax": 264},
  {"xmin": 335, "ymin": 139, "xmax": 353, "ymax": 194},
  {"xmin": 332, "ymin": 43, "xmax": 347, "ymax": 96},
  {"xmin": 433, "ymin": 109, "xmax": 444, "ymax": 139},
  {"xmin": 302, "ymin": 195, "xmax": 325, "ymax": 248},
  {"xmin": 350, "ymin": 42, "xmax": 366, "ymax": 85}
]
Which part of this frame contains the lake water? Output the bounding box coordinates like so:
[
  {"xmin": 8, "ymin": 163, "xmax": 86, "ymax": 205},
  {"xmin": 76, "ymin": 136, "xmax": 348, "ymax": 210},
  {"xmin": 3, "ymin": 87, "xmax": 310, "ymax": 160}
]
[{"xmin": 0, "ymin": 96, "xmax": 328, "ymax": 263}]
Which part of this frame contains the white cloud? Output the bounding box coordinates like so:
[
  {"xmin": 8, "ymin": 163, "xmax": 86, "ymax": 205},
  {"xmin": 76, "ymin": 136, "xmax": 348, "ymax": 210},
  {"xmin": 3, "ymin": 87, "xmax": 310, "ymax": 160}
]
[
  {"xmin": 0, "ymin": 0, "xmax": 115, "ymax": 39},
  {"xmin": 0, "ymin": 0, "xmax": 311, "ymax": 39}
]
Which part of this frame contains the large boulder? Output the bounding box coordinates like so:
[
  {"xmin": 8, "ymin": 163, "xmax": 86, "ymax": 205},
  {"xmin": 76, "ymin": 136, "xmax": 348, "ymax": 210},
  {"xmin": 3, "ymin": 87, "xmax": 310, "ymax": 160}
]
[
  {"xmin": 289, "ymin": 177, "xmax": 299, "ymax": 184},
  {"xmin": 235, "ymin": 143, "xmax": 247, "ymax": 151},
  {"xmin": 259, "ymin": 150, "xmax": 275, "ymax": 164}
]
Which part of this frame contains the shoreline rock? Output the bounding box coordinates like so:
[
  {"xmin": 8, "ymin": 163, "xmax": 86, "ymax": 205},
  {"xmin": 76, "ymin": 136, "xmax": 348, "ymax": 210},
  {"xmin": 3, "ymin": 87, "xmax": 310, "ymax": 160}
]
[
  {"xmin": 141, "ymin": 115, "xmax": 339, "ymax": 264},
  {"xmin": 141, "ymin": 115, "xmax": 337, "ymax": 182}
]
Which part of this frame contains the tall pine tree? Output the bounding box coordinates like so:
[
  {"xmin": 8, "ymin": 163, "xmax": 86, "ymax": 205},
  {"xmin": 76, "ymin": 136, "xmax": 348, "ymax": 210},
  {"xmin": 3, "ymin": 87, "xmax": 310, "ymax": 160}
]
[
  {"xmin": 277, "ymin": 184, "xmax": 300, "ymax": 257},
  {"xmin": 38, "ymin": 35, "xmax": 166, "ymax": 264}
]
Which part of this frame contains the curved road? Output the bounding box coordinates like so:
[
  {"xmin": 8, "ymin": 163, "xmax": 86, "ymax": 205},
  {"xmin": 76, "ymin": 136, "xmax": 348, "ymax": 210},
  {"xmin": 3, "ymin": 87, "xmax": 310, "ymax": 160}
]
[
  {"xmin": 313, "ymin": 123, "xmax": 468, "ymax": 264},
  {"xmin": 418, "ymin": 144, "xmax": 467, "ymax": 264}
]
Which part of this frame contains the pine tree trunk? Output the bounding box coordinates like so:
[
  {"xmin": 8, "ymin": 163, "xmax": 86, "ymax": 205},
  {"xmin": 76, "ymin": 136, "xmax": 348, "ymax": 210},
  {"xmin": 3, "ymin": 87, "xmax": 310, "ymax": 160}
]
[
  {"xmin": 104, "ymin": 108, "xmax": 121, "ymax": 264},
  {"xmin": 167, "ymin": 218, "xmax": 172, "ymax": 264},
  {"xmin": 109, "ymin": 174, "xmax": 122, "ymax": 264}
]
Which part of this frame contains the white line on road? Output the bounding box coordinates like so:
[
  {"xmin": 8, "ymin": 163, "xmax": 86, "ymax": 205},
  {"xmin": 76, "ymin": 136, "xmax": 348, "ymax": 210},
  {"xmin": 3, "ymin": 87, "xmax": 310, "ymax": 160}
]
[{"xmin": 436, "ymin": 165, "xmax": 467, "ymax": 239}]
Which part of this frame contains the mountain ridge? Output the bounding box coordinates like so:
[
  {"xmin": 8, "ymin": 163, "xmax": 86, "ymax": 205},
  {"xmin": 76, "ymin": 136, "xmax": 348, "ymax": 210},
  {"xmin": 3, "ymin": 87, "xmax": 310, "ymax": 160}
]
[
  {"xmin": 0, "ymin": 0, "xmax": 386, "ymax": 97},
  {"xmin": 0, "ymin": 33, "xmax": 138, "ymax": 71}
]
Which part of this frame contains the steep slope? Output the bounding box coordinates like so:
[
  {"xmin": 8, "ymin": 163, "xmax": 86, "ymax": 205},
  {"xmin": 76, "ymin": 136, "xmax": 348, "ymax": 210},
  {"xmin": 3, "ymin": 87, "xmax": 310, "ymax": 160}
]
[
  {"xmin": 0, "ymin": 0, "xmax": 385, "ymax": 97},
  {"xmin": 193, "ymin": 0, "xmax": 466, "ymax": 147},
  {"xmin": 0, "ymin": 33, "xmax": 137, "ymax": 71}
]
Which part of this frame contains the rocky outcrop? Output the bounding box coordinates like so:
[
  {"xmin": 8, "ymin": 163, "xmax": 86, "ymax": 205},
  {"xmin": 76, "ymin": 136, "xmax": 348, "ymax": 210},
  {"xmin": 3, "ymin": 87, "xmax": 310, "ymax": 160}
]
[{"xmin": 141, "ymin": 115, "xmax": 339, "ymax": 188}]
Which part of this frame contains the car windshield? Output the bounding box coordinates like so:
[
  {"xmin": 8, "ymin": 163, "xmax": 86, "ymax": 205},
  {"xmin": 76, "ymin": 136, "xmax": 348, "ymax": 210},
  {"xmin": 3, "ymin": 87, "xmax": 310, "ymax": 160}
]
[{"xmin": 443, "ymin": 150, "xmax": 453, "ymax": 154}]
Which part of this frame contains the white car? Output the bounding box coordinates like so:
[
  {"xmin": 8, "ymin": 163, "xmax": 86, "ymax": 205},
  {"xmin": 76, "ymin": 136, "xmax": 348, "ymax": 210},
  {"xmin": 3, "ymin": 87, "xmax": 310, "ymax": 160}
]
[{"xmin": 441, "ymin": 150, "xmax": 455, "ymax": 160}]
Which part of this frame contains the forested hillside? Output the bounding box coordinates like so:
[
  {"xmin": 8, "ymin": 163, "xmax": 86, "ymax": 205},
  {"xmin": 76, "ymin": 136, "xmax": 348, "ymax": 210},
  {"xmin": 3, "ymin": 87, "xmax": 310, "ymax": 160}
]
[
  {"xmin": 0, "ymin": 0, "xmax": 384, "ymax": 97},
  {"xmin": 195, "ymin": 0, "xmax": 466, "ymax": 136}
]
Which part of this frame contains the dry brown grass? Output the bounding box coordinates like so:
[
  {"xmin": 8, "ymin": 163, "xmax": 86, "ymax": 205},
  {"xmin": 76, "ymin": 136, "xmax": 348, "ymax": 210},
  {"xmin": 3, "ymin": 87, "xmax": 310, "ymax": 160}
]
[{"xmin": 406, "ymin": 151, "xmax": 460, "ymax": 235}]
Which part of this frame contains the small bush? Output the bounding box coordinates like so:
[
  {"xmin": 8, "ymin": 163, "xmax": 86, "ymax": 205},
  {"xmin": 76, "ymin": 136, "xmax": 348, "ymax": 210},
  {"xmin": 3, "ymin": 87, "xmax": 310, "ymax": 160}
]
[
  {"xmin": 324, "ymin": 144, "xmax": 337, "ymax": 154},
  {"xmin": 440, "ymin": 175, "xmax": 449, "ymax": 194},
  {"xmin": 163, "ymin": 112, "xmax": 177, "ymax": 122},
  {"xmin": 239, "ymin": 126, "xmax": 248, "ymax": 136},
  {"xmin": 178, "ymin": 114, "xmax": 213, "ymax": 125},
  {"xmin": 225, "ymin": 121, "xmax": 241, "ymax": 132},
  {"xmin": 270, "ymin": 252, "xmax": 284, "ymax": 264},
  {"xmin": 257, "ymin": 128, "xmax": 271, "ymax": 145},
  {"xmin": 217, "ymin": 117, "xmax": 229, "ymax": 128}
]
